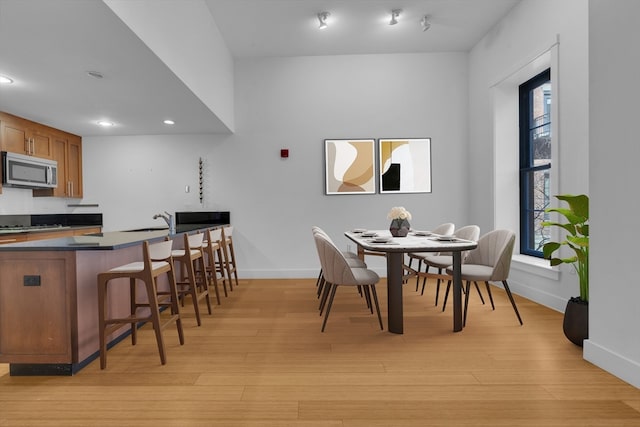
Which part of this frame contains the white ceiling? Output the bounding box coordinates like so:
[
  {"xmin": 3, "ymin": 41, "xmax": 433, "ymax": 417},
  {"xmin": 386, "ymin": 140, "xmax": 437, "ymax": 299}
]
[
  {"xmin": 0, "ymin": 0, "xmax": 519, "ymax": 138},
  {"xmin": 206, "ymin": 0, "xmax": 520, "ymax": 57}
]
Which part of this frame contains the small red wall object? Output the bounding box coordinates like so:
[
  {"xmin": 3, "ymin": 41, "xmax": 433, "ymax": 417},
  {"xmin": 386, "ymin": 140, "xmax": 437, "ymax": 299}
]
[{"xmin": 280, "ymin": 149, "xmax": 289, "ymax": 158}]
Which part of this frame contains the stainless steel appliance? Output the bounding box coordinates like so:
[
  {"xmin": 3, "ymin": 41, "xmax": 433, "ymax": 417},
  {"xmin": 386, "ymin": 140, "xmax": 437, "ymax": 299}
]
[{"xmin": 2, "ymin": 151, "xmax": 57, "ymax": 189}]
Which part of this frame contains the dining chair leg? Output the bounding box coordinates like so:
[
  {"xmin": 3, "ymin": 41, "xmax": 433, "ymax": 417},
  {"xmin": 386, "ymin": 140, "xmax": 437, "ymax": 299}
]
[
  {"xmin": 362, "ymin": 285, "xmax": 373, "ymax": 313},
  {"xmin": 474, "ymin": 281, "xmax": 486, "ymax": 305},
  {"xmin": 317, "ymin": 275, "xmax": 325, "ymax": 298},
  {"xmin": 419, "ymin": 265, "xmax": 431, "ymax": 296},
  {"xmin": 415, "ymin": 259, "xmax": 422, "ymax": 291},
  {"xmin": 315, "ymin": 270, "xmax": 323, "ymax": 288},
  {"xmin": 501, "ymin": 280, "xmax": 523, "ymax": 325},
  {"xmin": 321, "ymin": 284, "xmax": 338, "ymax": 332},
  {"xmin": 319, "ymin": 280, "xmax": 332, "ymax": 314},
  {"xmin": 442, "ymin": 280, "xmax": 452, "ymax": 312},
  {"xmin": 370, "ymin": 285, "xmax": 384, "ymax": 330},
  {"xmin": 483, "ymin": 281, "xmax": 495, "ymax": 310},
  {"xmin": 463, "ymin": 280, "xmax": 472, "ymax": 327}
]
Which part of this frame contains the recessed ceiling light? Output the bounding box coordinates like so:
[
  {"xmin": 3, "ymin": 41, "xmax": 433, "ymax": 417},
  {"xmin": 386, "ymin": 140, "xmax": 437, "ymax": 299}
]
[
  {"xmin": 163, "ymin": 119, "xmax": 175, "ymax": 125},
  {"xmin": 87, "ymin": 71, "xmax": 104, "ymax": 79},
  {"xmin": 97, "ymin": 120, "xmax": 114, "ymax": 127},
  {"xmin": 0, "ymin": 75, "xmax": 14, "ymax": 84}
]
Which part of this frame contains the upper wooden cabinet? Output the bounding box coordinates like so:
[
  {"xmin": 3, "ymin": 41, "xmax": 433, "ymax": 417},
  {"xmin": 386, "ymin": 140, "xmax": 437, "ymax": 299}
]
[
  {"xmin": 52, "ymin": 133, "xmax": 83, "ymax": 198},
  {"xmin": 0, "ymin": 112, "xmax": 53, "ymax": 158},
  {"xmin": 1, "ymin": 112, "xmax": 83, "ymax": 198}
]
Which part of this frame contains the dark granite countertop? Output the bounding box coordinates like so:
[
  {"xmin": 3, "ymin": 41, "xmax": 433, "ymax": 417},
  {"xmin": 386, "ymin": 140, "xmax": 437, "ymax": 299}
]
[{"xmin": 0, "ymin": 224, "xmax": 225, "ymax": 252}]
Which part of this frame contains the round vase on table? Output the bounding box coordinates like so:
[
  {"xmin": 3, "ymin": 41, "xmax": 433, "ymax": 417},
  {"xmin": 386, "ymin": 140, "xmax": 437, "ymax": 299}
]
[{"xmin": 389, "ymin": 219, "xmax": 410, "ymax": 237}]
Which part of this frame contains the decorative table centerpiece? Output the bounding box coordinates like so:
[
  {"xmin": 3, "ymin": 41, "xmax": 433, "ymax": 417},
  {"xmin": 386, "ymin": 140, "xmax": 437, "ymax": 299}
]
[{"xmin": 388, "ymin": 206, "xmax": 412, "ymax": 237}]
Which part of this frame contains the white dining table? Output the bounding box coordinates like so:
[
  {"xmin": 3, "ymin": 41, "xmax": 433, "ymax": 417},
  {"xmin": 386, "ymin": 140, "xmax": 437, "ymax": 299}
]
[{"xmin": 345, "ymin": 230, "xmax": 478, "ymax": 334}]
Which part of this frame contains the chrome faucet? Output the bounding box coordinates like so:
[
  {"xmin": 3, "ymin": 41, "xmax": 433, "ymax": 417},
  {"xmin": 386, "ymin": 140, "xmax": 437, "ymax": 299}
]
[{"xmin": 153, "ymin": 211, "xmax": 176, "ymax": 234}]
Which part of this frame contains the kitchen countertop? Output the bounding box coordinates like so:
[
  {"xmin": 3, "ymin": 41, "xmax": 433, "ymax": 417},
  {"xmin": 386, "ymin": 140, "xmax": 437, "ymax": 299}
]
[{"xmin": 0, "ymin": 224, "xmax": 226, "ymax": 251}]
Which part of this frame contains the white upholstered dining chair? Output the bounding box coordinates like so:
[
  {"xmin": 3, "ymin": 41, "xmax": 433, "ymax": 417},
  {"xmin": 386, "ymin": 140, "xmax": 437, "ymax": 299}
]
[
  {"xmin": 416, "ymin": 225, "xmax": 480, "ymax": 304},
  {"xmin": 406, "ymin": 222, "xmax": 455, "ymax": 291},
  {"xmin": 313, "ymin": 231, "xmax": 383, "ymax": 332},
  {"xmin": 445, "ymin": 229, "xmax": 522, "ymax": 327}
]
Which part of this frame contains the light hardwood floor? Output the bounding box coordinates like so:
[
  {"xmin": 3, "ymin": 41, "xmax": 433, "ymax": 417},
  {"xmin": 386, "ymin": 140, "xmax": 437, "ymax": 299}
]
[{"xmin": 1, "ymin": 277, "xmax": 639, "ymax": 426}]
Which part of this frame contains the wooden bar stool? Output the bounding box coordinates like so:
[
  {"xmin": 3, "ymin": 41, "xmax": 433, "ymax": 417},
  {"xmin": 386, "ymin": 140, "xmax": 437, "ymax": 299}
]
[
  {"xmin": 97, "ymin": 239, "xmax": 184, "ymax": 370},
  {"xmin": 171, "ymin": 232, "xmax": 212, "ymax": 326},
  {"xmin": 221, "ymin": 226, "xmax": 239, "ymax": 289},
  {"xmin": 200, "ymin": 227, "xmax": 228, "ymax": 303}
]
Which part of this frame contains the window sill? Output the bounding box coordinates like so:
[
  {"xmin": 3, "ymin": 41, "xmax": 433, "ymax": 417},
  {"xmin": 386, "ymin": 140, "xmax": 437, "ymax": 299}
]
[{"xmin": 512, "ymin": 254, "xmax": 560, "ymax": 280}]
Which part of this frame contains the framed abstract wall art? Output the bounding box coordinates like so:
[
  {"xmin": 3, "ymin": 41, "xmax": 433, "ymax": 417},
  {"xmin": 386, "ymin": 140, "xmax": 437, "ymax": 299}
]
[
  {"xmin": 324, "ymin": 139, "xmax": 376, "ymax": 195},
  {"xmin": 378, "ymin": 138, "xmax": 432, "ymax": 194}
]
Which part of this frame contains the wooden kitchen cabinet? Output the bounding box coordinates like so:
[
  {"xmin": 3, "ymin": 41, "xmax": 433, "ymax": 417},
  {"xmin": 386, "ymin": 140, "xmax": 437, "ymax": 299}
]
[
  {"xmin": 34, "ymin": 133, "xmax": 83, "ymax": 198},
  {"xmin": 1, "ymin": 111, "xmax": 83, "ymax": 198},
  {"xmin": 0, "ymin": 112, "xmax": 53, "ymax": 158}
]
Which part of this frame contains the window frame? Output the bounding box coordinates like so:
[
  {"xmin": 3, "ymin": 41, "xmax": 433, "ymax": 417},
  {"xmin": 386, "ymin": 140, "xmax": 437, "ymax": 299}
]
[{"xmin": 518, "ymin": 68, "xmax": 551, "ymax": 258}]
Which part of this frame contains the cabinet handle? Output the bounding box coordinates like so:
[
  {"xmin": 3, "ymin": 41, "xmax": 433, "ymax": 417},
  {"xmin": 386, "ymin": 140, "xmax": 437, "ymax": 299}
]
[
  {"xmin": 0, "ymin": 238, "xmax": 17, "ymax": 244},
  {"xmin": 31, "ymin": 138, "xmax": 35, "ymax": 154},
  {"xmin": 70, "ymin": 181, "xmax": 74, "ymax": 197}
]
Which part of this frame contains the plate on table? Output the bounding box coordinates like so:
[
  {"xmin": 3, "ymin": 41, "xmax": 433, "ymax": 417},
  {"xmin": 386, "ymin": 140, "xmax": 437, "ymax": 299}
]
[
  {"xmin": 361, "ymin": 231, "xmax": 378, "ymax": 237},
  {"xmin": 413, "ymin": 230, "xmax": 432, "ymax": 236},
  {"xmin": 436, "ymin": 235, "xmax": 457, "ymax": 241},
  {"xmin": 352, "ymin": 228, "xmax": 367, "ymax": 233},
  {"xmin": 371, "ymin": 237, "xmax": 392, "ymax": 243}
]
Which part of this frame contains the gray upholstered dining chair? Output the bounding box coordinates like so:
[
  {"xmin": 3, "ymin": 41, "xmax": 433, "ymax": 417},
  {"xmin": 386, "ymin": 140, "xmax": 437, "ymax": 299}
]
[
  {"xmin": 445, "ymin": 229, "xmax": 522, "ymax": 327},
  {"xmin": 313, "ymin": 232, "xmax": 383, "ymax": 332},
  {"xmin": 311, "ymin": 226, "xmax": 366, "ymax": 304},
  {"xmin": 406, "ymin": 222, "xmax": 455, "ymax": 291},
  {"xmin": 416, "ymin": 225, "xmax": 480, "ymax": 304}
]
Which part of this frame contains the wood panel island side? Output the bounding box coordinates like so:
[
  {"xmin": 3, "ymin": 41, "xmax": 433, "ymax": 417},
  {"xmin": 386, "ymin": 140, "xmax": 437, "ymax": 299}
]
[{"xmin": 0, "ymin": 226, "xmax": 217, "ymax": 375}]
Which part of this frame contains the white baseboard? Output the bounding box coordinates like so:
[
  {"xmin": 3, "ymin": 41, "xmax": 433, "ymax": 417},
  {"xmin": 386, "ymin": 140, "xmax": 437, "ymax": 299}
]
[{"xmin": 584, "ymin": 340, "xmax": 640, "ymax": 389}]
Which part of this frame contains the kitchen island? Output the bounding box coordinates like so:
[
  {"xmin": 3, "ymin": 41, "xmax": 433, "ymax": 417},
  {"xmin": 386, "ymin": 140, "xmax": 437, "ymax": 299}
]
[{"xmin": 0, "ymin": 224, "xmax": 223, "ymax": 375}]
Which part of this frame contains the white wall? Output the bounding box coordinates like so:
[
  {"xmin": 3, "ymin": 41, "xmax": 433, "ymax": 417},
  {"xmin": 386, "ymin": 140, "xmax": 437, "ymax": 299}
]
[
  {"xmin": 584, "ymin": 0, "xmax": 640, "ymax": 388},
  {"xmin": 104, "ymin": 0, "xmax": 235, "ymax": 132},
  {"xmin": 82, "ymin": 134, "xmax": 223, "ymax": 231},
  {"xmin": 79, "ymin": 52, "xmax": 470, "ymax": 278},
  {"xmin": 468, "ymin": 0, "xmax": 589, "ymax": 311}
]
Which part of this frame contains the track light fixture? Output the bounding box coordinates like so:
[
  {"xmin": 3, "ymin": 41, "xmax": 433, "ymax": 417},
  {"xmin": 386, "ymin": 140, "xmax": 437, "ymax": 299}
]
[
  {"xmin": 389, "ymin": 9, "xmax": 401, "ymax": 25},
  {"xmin": 317, "ymin": 11, "xmax": 330, "ymax": 29},
  {"xmin": 421, "ymin": 15, "xmax": 431, "ymax": 32}
]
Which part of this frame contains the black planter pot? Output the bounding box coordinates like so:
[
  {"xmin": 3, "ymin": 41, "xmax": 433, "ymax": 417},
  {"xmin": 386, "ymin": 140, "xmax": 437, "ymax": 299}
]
[{"xmin": 563, "ymin": 297, "xmax": 589, "ymax": 347}]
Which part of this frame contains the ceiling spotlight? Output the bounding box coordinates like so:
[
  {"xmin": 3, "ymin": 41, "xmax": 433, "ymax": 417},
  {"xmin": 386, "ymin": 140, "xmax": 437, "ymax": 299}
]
[
  {"xmin": 317, "ymin": 11, "xmax": 330, "ymax": 29},
  {"xmin": 0, "ymin": 75, "xmax": 14, "ymax": 84},
  {"xmin": 389, "ymin": 9, "xmax": 401, "ymax": 25},
  {"xmin": 97, "ymin": 120, "xmax": 114, "ymax": 127},
  {"xmin": 421, "ymin": 15, "xmax": 431, "ymax": 32},
  {"xmin": 163, "ymin": 119, "xmax": 175, "ymax": 125}
]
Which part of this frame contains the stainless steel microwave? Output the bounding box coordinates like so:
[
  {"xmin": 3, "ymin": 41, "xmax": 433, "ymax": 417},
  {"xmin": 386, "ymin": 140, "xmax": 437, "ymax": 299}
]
[{"xmin": 2, "ymin": 151, "xmax": 58, "ymax": 189}]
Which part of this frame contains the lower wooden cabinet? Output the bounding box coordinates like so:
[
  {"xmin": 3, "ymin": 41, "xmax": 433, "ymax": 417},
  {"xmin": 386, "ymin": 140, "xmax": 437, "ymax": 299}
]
[{"xmin": 0, "ymin": 251, "xmax": 75, "ymax": 363}]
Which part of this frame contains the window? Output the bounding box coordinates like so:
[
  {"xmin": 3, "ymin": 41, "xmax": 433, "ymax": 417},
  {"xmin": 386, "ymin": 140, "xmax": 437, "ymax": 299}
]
[{"xmin": 519, "ymin": 69, "xmax": 551, "ymax": 257}]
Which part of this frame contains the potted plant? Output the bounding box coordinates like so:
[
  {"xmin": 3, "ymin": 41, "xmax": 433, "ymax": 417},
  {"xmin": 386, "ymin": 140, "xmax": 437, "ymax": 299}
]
[{"xmin": 542, "ymin": 194, "xmax": 589, "ymax": 346}]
